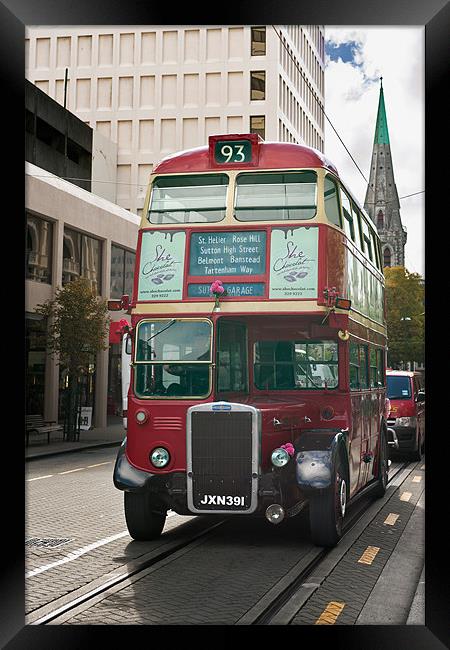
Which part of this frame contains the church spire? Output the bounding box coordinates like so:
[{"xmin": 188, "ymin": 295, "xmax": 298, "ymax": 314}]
[
  {"xmin": 374, "ymin": 77, "xmax": 390, "ymax": 145},
  {"xmin": 364, "ymin": 77, "xmax": 406, "ymax": 268}
]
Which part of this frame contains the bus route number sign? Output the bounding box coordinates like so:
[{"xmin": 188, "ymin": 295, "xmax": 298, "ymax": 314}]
[{"xmin": 214, "ymin": 139, "xmax": 252, "ymax": 164}]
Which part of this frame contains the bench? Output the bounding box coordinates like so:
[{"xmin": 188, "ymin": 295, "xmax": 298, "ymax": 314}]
[{"xmin": 26, "ymin": 415, "xmax": 63, "ymax": 446}]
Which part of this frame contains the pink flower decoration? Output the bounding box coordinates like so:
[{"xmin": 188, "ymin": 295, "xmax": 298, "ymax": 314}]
[
  {"xmin": 280, "ymin": 443, "xmax": 295, "ymax": 457},
  {"xmin": 210, "ymin": 280, "xmax": 225, "ymax": 295}
]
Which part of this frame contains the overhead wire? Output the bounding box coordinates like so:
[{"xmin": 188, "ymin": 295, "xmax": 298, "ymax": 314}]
[{"xmin": 271, "ymin": 25, "xmax": 424, "ymax": 203}]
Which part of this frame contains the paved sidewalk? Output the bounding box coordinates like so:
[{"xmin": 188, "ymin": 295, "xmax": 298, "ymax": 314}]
[{"xmin": 25, "ymin": 422, "xmax": 125, "ymax": 460}]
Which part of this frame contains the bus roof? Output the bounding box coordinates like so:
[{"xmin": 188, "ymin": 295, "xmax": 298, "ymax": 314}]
[{"xmin": 153, "ymin": 136, "xmax": 340, "ymax": 176}]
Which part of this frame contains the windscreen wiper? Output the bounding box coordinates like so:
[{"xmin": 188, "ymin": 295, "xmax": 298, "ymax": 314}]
[{"xmin": 144, "ymin": 319, "xmax": 176, "ymax": 355}]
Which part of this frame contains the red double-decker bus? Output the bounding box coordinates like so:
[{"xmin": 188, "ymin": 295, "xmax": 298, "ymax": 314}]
[{"xmin": 113, "ymin": 134, "xmax": 388, "ymax": 547}]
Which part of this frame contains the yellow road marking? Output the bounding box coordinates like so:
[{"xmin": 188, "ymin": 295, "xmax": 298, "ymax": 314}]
[
  {"xmin": 315, "ymin": 601, "xmax": 345, "ymax": 625},
  {"xmin": 400, "ymin": 491, "xmax": 412, "ymax": 502},
  {"xmin": 384, "ymin": 513, "xmax": 399, "ymax": 526},
  {"xmin": 358, "ymin": 546, "xmax": 380, "ymax": 565},
  {"xmin": 27, "ymin": 474, "xmax": 54, "ymax": 481},
  {"xmin": 412, "ymin": 475, "xmax": 422, "ymax": 483}
]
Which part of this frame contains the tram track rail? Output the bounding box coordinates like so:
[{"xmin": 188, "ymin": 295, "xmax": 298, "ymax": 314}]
[{"xmin": 27, "ymin": 459, "xmax": 414, "ymax": 626}]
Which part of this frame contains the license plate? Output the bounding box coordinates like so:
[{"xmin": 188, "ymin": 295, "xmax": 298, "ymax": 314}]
[{"xmin": 198, "ymin": 495, "xmax": 246, "ymax": 507}]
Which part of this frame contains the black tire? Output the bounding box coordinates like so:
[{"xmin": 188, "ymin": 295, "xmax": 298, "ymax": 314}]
[
  {"xmin": 309, "ymin": 453, "xmax": 347, "ymax": 547},
  {"xmin": 409, "ymin": 429, "xmax": 422, "ymax": 462},
  {"xmin": 373, "ymin": 426, "xmax": 389, "ymax": 498},
  {"xmin": 124, "ymin": 491, "xmax": 167, "ymax": 541}
]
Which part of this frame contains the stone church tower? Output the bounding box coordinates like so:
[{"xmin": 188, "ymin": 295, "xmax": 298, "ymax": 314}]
[{"xmin": 364, "ymin": 79, "xmax": 407, "ymax": 267}]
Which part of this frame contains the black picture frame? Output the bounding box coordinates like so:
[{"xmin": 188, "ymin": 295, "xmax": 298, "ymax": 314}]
[{"xmin": 3, "ymin": 1, "xmax": 446, "ymax": 647}]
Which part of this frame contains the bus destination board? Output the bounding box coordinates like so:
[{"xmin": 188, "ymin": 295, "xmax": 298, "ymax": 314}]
[
  {"xmin": 187, "ymin": 283, "xmax": 265, "ymax": 298},
  {"xmin": 189, "ymin": 231, "xmax": 266, "ymax": 277}
]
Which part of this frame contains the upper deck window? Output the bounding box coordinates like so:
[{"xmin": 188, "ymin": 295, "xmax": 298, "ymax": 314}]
[
  {"xmin": 360, "ymin": 215, "xmax": 374, "ymax": 262},
  {"xmin": 235, "ymin": 171, "xmax": 317, "ymax": 221},
  {"xmin": 148, "ymin": 174, "xmax": 228, "ymax": 224},
  {"xmin": 324, "ymin": 175, "xmax": 342, "ymax": 227},
  {"xmin": 340, "ymin": 189, "xmax": 356, "ymax": 242}
]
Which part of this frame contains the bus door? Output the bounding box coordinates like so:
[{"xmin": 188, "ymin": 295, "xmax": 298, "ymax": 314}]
[{"xmin": 121, "ymin": 332, "xmax": 132, "ymax": 429}]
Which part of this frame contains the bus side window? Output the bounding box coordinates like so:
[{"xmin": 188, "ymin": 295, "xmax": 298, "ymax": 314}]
[
  {"xmin": 359, "ymin": 344, "xmax": 369, "ymax": 388},
  {"xmin": 341, "ymin": 189, "xmax": 355, "ymax": 242},
  {"xmin": 349, "ymin": 342, "xmax": 359, "ymax": 389},
  {"xmin": 376, "ymin": 348, "xmax": 384, "ymax": 386},
  {"xmin": 371, "ymin": 228, "xmax": 381, "ymax": 270},
  {"xmin": 354, "ymin": 207, "xmax": 365, "ymax": 253},
  {"xmin": 324, "ymin": 175, "xmax": 342, "ymax": 227},
  {"xmin": 370, "ymin": 347, "xmax": 377, "ymax": 388}
]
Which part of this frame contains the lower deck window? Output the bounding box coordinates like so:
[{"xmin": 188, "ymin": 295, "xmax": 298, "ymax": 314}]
[{"xmin": 254, "ymin": 340, "xmax": 338, "ymax": 390}]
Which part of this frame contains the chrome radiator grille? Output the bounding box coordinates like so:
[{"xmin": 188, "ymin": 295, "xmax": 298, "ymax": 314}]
[{"xmin": 187, "ymin": 403, "xmax": 259, "ymax": 514}]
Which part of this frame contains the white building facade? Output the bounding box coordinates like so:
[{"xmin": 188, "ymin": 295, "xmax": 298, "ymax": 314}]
[
  {"xmin": 25, "ymin": 25, "xmax": 325, "ymax": 216},
  {"xmin": 26, "ymin": 163, "xmax": 140, "ymax": 430}
]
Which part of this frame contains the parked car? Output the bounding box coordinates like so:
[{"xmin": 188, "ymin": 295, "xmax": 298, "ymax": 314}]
[{"xmin": 386, "ymin": 370, "xmax": 425, "ymax": 460}]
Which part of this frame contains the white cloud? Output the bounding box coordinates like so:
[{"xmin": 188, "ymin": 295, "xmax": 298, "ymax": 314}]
[{"xmin": 324, "ymin": 27, "xmax": 425, "ymax": 277}]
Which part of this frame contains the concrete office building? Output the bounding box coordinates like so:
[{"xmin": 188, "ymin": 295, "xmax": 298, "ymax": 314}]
[
  {"xmin": 26, "ymin": 82, "xmax": 140, "ymax": 430},
  {"xmin": 25, "ymin": 25, "xmax": 325, "ymax": 216}
]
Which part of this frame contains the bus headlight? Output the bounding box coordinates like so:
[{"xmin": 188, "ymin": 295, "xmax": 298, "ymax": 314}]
[
  {"xmin": 135, "ymin": 409, "xmax": 149, "ymax": 424},
  {"xmin": 150, "ymin": 447, "xmax": 170, "ymax": 468},
  {"xmin": 271, "ymin": 448, "xmax": 290, "ymax": 467}
]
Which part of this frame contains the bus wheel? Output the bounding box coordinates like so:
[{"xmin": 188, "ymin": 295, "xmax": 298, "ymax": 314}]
[
  {"xmin": 373, "ymin": 426, "xmax": 388, "ymax": 498},
  {"xmin": 309, "ymin": 455, "xmax": 347, "ymax": 547},
  {"xmin": 124, "ymin": 491, "xmax": 167, "ymax": 541}
]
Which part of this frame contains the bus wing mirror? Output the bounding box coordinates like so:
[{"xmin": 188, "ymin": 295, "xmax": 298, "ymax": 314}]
[{"xmin": 108, "ymin": 295, "xmax": 130, "ymax": 311}]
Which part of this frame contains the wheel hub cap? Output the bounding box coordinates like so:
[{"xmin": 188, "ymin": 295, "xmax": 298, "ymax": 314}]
[{"xmin": 339, "ymin": 480, "xmax": 346, "ymax": 517}]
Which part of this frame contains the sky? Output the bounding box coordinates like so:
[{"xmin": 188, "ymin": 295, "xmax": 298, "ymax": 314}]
[{"xmin": 323, "ymin": 27, "xmax": 425, "ymax": 278}]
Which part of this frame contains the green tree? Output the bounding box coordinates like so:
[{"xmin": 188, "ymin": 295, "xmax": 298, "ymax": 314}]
[
  {"xmin": 384, "ymin": 266, "xmax": 425, "ymax": 368},
  {"xmin": 36, "ymin": 278, "xmax": 110, "ymax": 440}
]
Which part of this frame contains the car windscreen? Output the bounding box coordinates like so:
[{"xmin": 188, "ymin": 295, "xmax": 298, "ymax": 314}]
[{"xmin": 386, "ymin": 375, "xmax": 412, "ymax": 399}]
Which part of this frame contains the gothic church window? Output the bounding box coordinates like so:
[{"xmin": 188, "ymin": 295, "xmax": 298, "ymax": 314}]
[{"xmin": 377, "ymin": 210, "xmax": 384, "ymax": 229}]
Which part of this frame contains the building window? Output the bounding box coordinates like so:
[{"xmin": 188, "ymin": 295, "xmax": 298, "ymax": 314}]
[
  {"xmin": 35, "ymin": 117, "xmax": 65, "ymax": 154},
  {"xmin": 26, "ymin": 213, "xmax": 53, "ymax": 284},
  {"xmin": 62, "ymin": 227, "xmax": 102, "ymax": 294},
  {"xmin": 251, "ymin": 26, "xmax": 266, "ymax": 56},
  {"xmin": 383, "ymin": 247, "xmax": 392, "ymax": 267},
  {"xmin": 110, "ymin": 244, "xmax": 136, "ymax": 299},
  {"xmin": 26, "ymin": 314, "xmax": 47, "ymax": 416},
  {"xmin": 250, "ymin": 115, "xmax": 265, "ymax": 139},
  {"xmin": 250, "ymin": 71, "xmax": 266, "ymax": 100}
]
